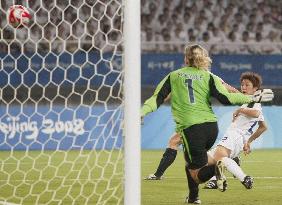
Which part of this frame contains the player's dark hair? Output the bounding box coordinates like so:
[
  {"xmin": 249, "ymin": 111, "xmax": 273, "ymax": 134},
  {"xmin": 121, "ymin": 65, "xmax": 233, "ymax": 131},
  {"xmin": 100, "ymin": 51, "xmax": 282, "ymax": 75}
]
[{"xmin": 240, "ymin": 72, "xmax": 262, "ymax": 89}]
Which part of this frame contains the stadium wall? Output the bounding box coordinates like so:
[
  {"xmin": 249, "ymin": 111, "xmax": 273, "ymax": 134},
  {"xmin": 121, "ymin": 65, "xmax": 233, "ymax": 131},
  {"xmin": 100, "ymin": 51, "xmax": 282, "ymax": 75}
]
[{"xmin": 142, "ymin": 106, "xmax": 282, "ymax": 149}]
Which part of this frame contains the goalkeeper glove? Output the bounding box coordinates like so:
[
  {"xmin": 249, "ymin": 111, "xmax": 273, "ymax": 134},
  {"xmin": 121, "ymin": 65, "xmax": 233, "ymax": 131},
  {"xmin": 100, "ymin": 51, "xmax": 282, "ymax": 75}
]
[{"xmin": 252, "ymin": 89, "xmax": 274, "ymax": 102}]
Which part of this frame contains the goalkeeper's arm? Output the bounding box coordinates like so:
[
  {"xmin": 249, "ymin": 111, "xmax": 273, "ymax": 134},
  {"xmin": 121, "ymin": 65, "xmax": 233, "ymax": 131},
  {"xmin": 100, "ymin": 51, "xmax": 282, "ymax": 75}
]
[
  {"xmin": 141, "ymin": 74, "xmax": 171, "ymax": 117},
  {"xmin": 210, "ymin": 73, "xmax": 252, "ymax": 105},
  {"xmin": 222, "ymin": 81, "xmax": 240, "ymax": 93}
]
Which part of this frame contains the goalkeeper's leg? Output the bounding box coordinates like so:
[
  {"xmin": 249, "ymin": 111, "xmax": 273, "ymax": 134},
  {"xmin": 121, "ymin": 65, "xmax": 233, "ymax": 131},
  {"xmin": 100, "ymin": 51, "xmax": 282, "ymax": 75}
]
[
  {"xmin": 184, "ymin": 164, "xmax": 201, "ymax": 204},
  {"xmin": 182, "ymin": 122, "xmax": 219, "ymax": 202}
]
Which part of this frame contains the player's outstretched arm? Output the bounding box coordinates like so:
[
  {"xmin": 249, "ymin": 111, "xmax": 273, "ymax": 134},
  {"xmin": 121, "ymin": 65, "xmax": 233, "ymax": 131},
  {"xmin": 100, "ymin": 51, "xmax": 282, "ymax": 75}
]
[
  {"xmin": 210, "ymin": 74, "xmax": 252, "ymax": 105},
  {"xmin": 243, "ymin": 121, "xmax": 267, "ymax": 155},
  {"xmin": 222, "ymin": 81, "xmax": 240, "ymax": 93},
  {"xmin": 141, "ymin": 74, "xmax": 171, "ymax": 117}
]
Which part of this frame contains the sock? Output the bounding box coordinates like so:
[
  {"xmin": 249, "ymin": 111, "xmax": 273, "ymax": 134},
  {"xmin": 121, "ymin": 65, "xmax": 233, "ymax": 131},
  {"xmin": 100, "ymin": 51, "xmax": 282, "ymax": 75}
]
[
  {"xmin": 197, "ymin": 165, "xmax": 216, "ymax": 182},
  {"xmin": 232, "ymin": 156, "xmax": 241, "ymax": 166},
  {"xmin": 185, "ymin": 165, "xmax": 199, "ymax": 200},
  {"xmin": 222, "ymin": 157, "xmax": 246, "ymax": 181},
  {"xmin": 154, "ymin": 148, "xmax": 177, "ymax": 177}
]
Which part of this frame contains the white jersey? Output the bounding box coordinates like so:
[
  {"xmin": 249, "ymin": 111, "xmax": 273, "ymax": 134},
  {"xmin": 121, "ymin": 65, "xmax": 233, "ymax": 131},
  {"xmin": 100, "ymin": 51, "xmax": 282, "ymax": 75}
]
[
  {"xmin": 226, "ymin": 103, "xmax": 264, "ymax": 143},
  {"xmin": 209, "ymin": 103, "xmax": 264, "ymax": 159}
]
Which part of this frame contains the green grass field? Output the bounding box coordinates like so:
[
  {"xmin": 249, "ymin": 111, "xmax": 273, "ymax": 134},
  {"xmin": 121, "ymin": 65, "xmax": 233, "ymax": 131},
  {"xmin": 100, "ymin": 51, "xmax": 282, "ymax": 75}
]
[
  {"xmin": 0, "ymin": 150, "xmax": 124, "ymax": 205},
  {"xmin": 142, "ymin": 149, "xmax": 282, "ymax": 205},
  {"xmin": 0, "ymin": 149, "xmax": 282, "ymax": 204}
]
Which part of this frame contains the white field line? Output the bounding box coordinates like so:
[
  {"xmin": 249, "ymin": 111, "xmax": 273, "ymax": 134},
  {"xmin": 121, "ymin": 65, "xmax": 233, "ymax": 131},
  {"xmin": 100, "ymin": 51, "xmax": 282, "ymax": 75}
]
[
  {"xmin": 242, "ymin": 160, "xmax": 282, "ymax": 163},
  {"xmin": 2, "ymin": 160, "xmax": 282, "ymax": 165},
  {"xmin": 0, "ymin": 201, "xmax": 21, "ymax": 205},
  {"xmin": 0, "ymin": 162, "xmax": 110, "ymax": 165},
  {"xmin": 234, "ymin": 176, "xmax": 282, "ymax": 179},
  {"xmin": 155, "ymin": 176, "xmax": 282, "ymax": 179},
  {"xmin": 0, "ymin": 176, "xmax": 281, "ymax": 183},
  {"xmin": 0, "ymin": 178, "xmax": 123, "ymax": 183},
  {"xmin": 143, "ymin": 161, "xmax": 282, "ymax": 164}
]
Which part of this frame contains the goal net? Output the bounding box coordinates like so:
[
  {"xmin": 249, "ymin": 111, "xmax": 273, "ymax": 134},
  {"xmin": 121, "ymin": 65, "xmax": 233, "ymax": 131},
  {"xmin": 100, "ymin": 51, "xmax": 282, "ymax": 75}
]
[{"xmin": 0, "ymin": 0, "xmax": 127, "ymax": 204}]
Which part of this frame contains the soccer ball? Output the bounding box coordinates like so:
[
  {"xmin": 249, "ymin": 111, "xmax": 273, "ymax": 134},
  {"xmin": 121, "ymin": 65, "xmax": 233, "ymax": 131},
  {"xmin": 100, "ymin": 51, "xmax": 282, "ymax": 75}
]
[{"xmin": 7, "ymin": 5, "xmax": 31, "ymax": 28}]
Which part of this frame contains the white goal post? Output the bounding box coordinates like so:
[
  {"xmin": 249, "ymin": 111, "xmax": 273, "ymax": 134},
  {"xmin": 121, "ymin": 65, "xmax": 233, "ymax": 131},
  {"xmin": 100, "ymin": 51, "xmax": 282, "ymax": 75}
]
[
  {"xmin": 124, "ymin": 0, "xmax": 141, "ymax": 205},
  {"xmin": 0, "ymin": 0, "xmax": 140, "ymax": 204}
]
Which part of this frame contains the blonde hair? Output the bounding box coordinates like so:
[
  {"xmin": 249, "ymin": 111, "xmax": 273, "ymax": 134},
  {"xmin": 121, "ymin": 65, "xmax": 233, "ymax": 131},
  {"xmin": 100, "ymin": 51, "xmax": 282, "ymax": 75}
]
[{"xmin": 184, "ymin": 44, "xmax": 212, "ymax": 70}]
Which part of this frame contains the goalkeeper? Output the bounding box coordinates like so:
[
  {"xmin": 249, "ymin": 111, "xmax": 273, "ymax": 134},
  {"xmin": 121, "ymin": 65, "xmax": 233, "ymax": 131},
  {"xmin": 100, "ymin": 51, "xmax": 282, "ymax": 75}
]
[{"xmin": 141, "ymin": 44, "xmax": 274, "ymax": 204}]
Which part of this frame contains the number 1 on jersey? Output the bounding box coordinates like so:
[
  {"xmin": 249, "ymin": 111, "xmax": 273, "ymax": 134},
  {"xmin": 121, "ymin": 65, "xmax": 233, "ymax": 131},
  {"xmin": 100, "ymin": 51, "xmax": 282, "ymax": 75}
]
[{"xmin": 185, "ymin": 79, "xmax": 195, "ymax": 104}]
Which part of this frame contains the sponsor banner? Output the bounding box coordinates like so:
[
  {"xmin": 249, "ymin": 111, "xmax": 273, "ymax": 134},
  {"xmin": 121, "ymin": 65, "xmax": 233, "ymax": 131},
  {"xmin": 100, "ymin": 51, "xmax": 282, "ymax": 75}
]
[
  {"xmin": 0, "ymin": 105, "xmax": 123, "ymax": 150},
  {"xmin": 212, "ymin": 55, "xmax": 282, "ymax": 86},
  {"xmin": 1, "ymin": 105, "xmax": 280, "ymax": 150},
  {"xmin": 141, "ymin": 54, "xmax": 184, "ymax": 86},
  {"xmin": 142, "ymin": 54, "xmax": 282, "ymax": 86}
]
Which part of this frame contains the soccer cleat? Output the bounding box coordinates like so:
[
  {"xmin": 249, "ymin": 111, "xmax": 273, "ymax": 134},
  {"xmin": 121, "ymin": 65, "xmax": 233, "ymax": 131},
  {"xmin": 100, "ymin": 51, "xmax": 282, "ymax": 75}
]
[
  {"xmin": 203, "ymin": 180, "xmax": 218, "ymax": 189},
  {"xmin": 144, "ymin": 174, "xmax": 163, "ymax": 180},
  {"xmin": 185, "ymin": 197, "xmax": 201, "ymax": 204},
  {"xmin": 242, "ymin": 176, "xmax": 254, "ymax": 189},
  {"xmin": 215, "ymin": 160, "xmax": 227, "ymax": 192}
]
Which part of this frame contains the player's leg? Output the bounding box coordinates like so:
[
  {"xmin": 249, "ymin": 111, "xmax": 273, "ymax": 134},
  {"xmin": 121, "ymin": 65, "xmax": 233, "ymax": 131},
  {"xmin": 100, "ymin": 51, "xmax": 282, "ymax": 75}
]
[
  {"xmin": 221, "ymin": 156, "xmax": 253, "ymax": 189},
  {"xmin": 184, "ymin": 162, "xmax": 201, "ymax": 204},
  {"xmin": 204, "ymin": 157, "xmax": 240, "ymax": 189},
  {"xmin": 145, "ymin": 133, "xmax": 181, "ymax": 180},
  {"xmin": 183, "ymin": 122, "xmax": 218, "ymax": 202},
  {"xmin": 212, "ymin": 145, "xmax": 231, "ymax": 191},
  {"xmin": 198, "ymin": 123, "xmax": 219, "ymax": 183},
  {"xmin": 184, "ymin": 122, "xmax": 218, "ymax": 184},
  {"xmin": 219, "ymin": 141, "xmax": 253, "ymax": 189},
  {"xmin": 231, "ymin": 156, "xmax": 241, "ymax": 178},
  {"xmin": 215, "ymin": 143, "xmax": 253, "ymax": 189},
  {"xmin": 203, "ymin": 149, "xmax": 218, "ymax": 189},
  {"xmin": 182, "ymin": 144, "xmax": 201, "ymax": 204},
  {"xmin": 232, "ymin": 156, "xmax": 241, "ymax": 166},
  {"xmin": 230, "ymin": 142, "xmax": 253, "ymax": 189},
  {"xmin": 204, "ymin": 145, "xmax": 243, "ymax": 189}
]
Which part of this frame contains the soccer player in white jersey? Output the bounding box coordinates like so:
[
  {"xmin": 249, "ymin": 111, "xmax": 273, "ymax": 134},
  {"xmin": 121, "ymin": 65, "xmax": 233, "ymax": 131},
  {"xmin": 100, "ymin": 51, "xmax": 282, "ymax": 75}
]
[{"xmin": 206, "ymin": 71, "xmax": 267, "ymax": 191}]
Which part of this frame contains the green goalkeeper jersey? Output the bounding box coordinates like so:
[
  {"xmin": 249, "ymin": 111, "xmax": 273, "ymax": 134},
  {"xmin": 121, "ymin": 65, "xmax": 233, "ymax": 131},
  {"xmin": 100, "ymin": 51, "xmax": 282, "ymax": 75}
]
[{"xmin": 141, "ymin": 66, "xmax": 252, "ymax": 131}]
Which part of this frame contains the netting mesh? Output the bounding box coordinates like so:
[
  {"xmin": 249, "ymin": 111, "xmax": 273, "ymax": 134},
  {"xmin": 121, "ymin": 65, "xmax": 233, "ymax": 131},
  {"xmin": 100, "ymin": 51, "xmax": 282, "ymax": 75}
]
[{"xmin": 0, "ymin": 0, "xmax": 124, "ymax": 204}]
